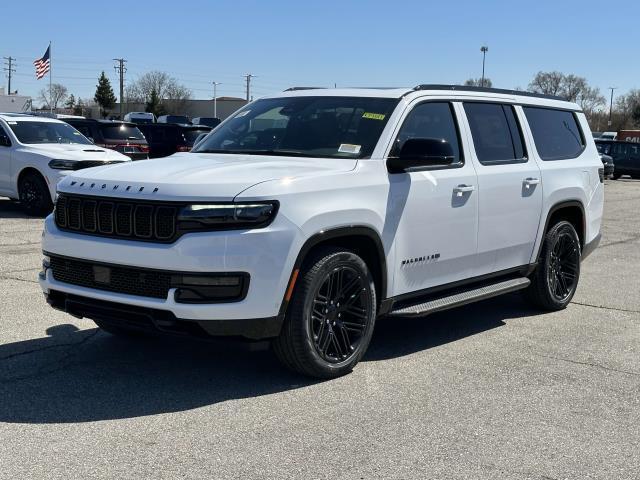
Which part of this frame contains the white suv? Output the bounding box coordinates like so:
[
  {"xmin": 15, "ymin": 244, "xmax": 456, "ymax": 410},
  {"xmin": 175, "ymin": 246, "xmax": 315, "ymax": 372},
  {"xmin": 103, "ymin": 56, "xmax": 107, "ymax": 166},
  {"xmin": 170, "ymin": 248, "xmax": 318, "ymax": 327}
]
[
  {"xmin": 39, "ymin": 86, "xmax": 604, "ymax": 378},
  {"xmin": 0, "ymin": 113, "xmax": 130, "ymax": 215}
]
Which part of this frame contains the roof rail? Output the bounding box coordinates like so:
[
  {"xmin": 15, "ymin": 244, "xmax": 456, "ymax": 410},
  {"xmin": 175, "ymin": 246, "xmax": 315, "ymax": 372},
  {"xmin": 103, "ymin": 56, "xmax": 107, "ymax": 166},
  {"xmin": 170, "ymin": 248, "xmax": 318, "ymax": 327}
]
[
  {"xmin": 412, "ymin": 84, "xmax": 567, "ymax": 101},
  {"xmin": 283, "ymin": 87, "xmax": 327, "ymax": 92}
]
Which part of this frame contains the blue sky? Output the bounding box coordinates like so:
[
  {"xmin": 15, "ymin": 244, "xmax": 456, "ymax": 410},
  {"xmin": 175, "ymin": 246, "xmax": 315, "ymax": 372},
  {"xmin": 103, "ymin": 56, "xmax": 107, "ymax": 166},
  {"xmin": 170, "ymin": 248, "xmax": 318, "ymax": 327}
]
[{"xmin": 1, "ymin": 0, "xmax": 638, "ymax": 105}]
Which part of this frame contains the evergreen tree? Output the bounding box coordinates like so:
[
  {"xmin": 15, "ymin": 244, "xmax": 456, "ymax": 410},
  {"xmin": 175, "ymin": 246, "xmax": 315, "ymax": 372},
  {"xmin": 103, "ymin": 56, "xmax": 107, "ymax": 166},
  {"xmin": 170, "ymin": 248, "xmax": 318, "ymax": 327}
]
[
  {"xmin": 94, "ymin": 71, "xmax": 117, "ymax": 118},
  {"xmin": 145, "ymin": 88, "xmax": 166, "ymax": 117},
  {"xmin": 65, "ymin": 94, "xmax": 76, "ymax": 110}
]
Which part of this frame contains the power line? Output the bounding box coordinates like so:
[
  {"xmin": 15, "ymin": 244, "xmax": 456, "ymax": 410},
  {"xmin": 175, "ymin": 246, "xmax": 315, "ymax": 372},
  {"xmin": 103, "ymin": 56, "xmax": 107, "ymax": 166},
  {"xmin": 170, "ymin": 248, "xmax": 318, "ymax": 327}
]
[
  {"xmin": 113, "ymin": 58, "xmax": 127, "ymax": 119},
  {"xmin": 3, "ymin": 56, "xmax": 16, "ymax": 94}
]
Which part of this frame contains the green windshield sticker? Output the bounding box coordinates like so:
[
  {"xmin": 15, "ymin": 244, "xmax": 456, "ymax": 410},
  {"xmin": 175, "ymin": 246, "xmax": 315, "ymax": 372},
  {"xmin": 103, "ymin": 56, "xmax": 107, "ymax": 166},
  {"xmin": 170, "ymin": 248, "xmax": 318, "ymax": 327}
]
[{"xmin": 362, "ymin": 112, "xmax": 386, "ymax": 121}]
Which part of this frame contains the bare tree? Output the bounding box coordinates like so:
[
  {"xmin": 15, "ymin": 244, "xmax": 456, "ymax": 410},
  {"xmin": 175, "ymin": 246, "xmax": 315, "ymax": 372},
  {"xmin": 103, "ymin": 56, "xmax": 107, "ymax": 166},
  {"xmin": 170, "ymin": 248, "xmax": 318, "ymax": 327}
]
[
  {"xmin": 464, "ymin": 78, "xmax": 493, "ymax": 88},
  {"xmin": 38, "ymin": 83, "xmax": 68, "ymax": 111},
  {"xmin": 528, "ymin": 71, "xmax": 565, "ymax": 96},
  {"xmin": 614, "ymin": 89, "xmax": 640, "ymax": 129},
  {"xmin": 126, "ymin": 71, "xmax": 192, "ymax": 113}
]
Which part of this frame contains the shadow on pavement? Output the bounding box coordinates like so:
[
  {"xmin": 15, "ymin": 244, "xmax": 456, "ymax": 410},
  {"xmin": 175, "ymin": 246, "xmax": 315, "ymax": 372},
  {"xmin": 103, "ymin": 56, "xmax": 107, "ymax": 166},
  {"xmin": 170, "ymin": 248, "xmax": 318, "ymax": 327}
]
[
  {"xmin": 0, "ymin": 293, "xmax": 540, "ymax": 424},
  {"xmin": 0, "ymin": 198, "xmax": 42, "ymax": 219}
]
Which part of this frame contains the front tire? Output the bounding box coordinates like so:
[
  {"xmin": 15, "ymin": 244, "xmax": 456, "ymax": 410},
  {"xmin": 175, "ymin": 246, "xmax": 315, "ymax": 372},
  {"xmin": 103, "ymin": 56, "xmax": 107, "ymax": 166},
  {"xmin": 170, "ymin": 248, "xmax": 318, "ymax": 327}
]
[
  {"xmin": 273, "ymin": 247, "xmax": 377, "ymax": 379},
  {"xmin": 526, "ymin": 221, "xmax": 581, "ymax": 311},
  {"xmin": 19, "ymin": 172, "xmax": 53, "ymax": 216}
]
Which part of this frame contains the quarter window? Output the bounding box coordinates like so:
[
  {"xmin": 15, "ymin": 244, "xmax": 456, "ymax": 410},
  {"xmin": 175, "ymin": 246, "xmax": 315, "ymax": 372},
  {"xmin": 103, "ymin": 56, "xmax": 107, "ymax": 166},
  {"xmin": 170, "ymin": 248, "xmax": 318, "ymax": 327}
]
[
  {"xmin": 393, "ymin": 102, "xmax": 462, "ymax": 166},
  {"xmin": 463, "ymin": 103, "xmax": 526, "ymax": 165},
  {"xmin": 523, "ymin": 107, "xmax": 585, "ymax": 160}
]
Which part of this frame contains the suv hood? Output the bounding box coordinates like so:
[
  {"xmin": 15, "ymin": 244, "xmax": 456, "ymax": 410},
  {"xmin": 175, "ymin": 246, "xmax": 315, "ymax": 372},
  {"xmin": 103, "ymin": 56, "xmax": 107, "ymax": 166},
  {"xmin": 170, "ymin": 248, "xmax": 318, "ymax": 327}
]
[
  {"xmin": 57, "ymin": 152, "xmax": 358, "ymax": 201},
  {"xmin": 21, "ymin": 143, "xmax": 129, "ymax": 161}
]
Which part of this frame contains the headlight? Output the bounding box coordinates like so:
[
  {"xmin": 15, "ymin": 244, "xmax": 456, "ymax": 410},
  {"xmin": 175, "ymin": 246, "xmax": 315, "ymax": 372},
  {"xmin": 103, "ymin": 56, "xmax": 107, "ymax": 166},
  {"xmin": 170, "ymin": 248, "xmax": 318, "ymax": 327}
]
[
  {"xmin": 48, "ymin": 159, "xmax": 79, "ymax": 170},
  {"xmin": 177, "ymin": 202, "xmax": 278, "ymax": 231}
]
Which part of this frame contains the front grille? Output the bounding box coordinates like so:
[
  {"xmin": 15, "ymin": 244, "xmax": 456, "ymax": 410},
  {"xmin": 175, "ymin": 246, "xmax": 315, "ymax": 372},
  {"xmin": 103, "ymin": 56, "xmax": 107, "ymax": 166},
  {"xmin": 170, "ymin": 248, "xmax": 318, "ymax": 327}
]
[
  {"xmin": 50, "ymin": 256, "xmax": 172, "ymax": 299},
  {"xmin": 55, "ymin": 194, "xmax": 178, "ymax": 242}
]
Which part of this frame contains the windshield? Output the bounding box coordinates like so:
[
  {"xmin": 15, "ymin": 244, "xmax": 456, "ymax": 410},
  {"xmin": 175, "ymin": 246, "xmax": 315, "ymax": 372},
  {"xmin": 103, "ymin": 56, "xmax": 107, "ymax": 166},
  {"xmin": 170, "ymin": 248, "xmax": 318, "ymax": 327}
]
[
  {"xmin": 193, "ymin": 96, "xmax": 399, "ymax": 158},
  {"xmin": 183, "ymin": 129, "xmax": 211, "ymax": 145},
  {"xmin": 9, "ymin": 121, "xmax": 92, "ymax": 145},
  {"xmin": 164, "ymin": 116, "xmax": 190, "ymax": 124},
  {"xmin": 101, "ymin": 124, "xmax": 146, "ymax": 141},
  {"xmin": 595, "ymin": 142, "xmax": 611, "ymax": 155}
]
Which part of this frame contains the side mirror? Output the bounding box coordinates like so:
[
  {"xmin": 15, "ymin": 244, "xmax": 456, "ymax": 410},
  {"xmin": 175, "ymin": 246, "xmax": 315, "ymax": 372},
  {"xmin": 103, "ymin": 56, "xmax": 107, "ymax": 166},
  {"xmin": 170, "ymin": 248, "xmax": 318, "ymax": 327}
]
[
  {"xmin": 0, "ymin": 135, "xmax": 11, "ymax": 147},
  {"xmin": 387, "ymin": 138, "xmax": 455, "ymax": 173}
]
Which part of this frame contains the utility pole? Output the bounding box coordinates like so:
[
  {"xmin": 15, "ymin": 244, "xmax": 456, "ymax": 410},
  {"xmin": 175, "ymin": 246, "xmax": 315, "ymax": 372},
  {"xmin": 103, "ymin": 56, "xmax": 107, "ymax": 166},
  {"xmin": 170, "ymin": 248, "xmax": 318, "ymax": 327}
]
[
  {"xmin": 3, "ymin": 57, "xmax": 16, "ymax": 94},
  {"xmin": 480, "ymin": 46, "xmax": 488, "ymax": 87},
  {"xmin": 113, "ymin": 58, "xmax": 127, "ymax": 119},
  {"xmin": 244, "ymin": 74, "xmax": 255, "ymax": 102},
  {"xmin": 212, "ymin": 81, "xmax": 221, "ymax": 118},
  {"xmin": 608, "ymin": 87, "xmax": 617, "ymax": 128}
]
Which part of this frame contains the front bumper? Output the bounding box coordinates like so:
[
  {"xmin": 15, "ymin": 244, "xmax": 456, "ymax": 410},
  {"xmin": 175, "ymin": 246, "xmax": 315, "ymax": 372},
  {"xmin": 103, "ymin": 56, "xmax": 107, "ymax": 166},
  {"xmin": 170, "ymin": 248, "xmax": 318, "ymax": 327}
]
[
  {"xmin": 45, "ymin": 290, "xmax": 282, "ymax": 339},
  {"xmin": 40, "ymin": 213, "xmax": 301, "ymax": 327}
]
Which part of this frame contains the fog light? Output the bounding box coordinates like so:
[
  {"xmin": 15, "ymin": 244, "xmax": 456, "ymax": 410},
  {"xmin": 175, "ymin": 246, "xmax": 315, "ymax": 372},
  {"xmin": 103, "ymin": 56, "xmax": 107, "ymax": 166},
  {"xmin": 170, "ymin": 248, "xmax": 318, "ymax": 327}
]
[
  {"xmin": 39, "ymin": 255, "xmax": 51, "ymax": 280},
  {"xmin": 172, "ymin": 274, "xmax": 248, "ymax": 304}
]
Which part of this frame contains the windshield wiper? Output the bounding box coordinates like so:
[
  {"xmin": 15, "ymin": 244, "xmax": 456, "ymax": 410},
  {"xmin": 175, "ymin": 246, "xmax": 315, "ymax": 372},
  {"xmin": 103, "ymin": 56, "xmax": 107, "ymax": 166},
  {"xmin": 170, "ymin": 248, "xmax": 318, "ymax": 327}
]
[{"xmin": 195, "ymin": 149, "xmax": 313, "ymax": 157}]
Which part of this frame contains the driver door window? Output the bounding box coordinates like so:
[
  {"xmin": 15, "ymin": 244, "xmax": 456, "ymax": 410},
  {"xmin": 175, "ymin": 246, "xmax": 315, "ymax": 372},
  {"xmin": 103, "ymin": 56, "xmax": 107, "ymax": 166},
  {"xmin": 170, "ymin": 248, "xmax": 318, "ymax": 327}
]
[{"xmin": 393, "ymin": 102, "xmax": 463, "ymax": 167}]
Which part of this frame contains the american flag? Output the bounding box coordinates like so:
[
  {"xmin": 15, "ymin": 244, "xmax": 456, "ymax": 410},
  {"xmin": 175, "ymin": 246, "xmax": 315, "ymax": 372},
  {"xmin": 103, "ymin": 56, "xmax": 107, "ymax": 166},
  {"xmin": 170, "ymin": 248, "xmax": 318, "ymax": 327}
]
[{"xmin": 33, "ymin": 46, "xmax": 50, "ymax": 80}]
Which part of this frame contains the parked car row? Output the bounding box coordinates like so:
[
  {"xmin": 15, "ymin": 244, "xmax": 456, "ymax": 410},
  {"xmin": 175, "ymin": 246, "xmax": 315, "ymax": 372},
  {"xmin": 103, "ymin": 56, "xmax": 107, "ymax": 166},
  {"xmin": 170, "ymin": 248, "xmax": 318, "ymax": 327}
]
[
  {"xmin": 123, "ymin": 111, "xmax": 221, "ymax": 128},
  {"xmin": 595, "ymin": 139, "xmax": 640, "ymax": 179}
]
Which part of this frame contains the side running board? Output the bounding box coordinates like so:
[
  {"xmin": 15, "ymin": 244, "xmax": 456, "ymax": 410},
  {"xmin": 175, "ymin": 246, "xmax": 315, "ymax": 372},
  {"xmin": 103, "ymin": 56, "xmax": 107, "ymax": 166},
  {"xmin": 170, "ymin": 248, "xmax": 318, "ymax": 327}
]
[{"xmin": 388, "ymin": 277, "xmax": 531, "ymax": 317}]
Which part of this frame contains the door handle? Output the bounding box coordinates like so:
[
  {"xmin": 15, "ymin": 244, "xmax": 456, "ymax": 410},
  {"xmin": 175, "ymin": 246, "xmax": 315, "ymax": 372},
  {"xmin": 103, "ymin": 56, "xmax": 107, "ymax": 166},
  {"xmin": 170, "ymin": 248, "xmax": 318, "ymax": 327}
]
[
  {"xmin": 453, "ymin": 184, "xmax": 475, "ymax": 196},
  {"xmin": 523, "ymin": 177, "xmax": 540, "ymax": 188}
]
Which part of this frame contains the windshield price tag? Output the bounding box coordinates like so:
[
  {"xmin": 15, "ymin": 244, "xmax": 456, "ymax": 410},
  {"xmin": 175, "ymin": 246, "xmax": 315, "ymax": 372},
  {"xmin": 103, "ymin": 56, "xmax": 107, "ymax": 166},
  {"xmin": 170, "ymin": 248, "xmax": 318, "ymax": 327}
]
[
  {"xmin": 362, "ymin": 112, "xmax": 386, "ymax": 121},
  {"xmin": 338, "ymin": 144, "xmax": 362, "ymax": 155}
]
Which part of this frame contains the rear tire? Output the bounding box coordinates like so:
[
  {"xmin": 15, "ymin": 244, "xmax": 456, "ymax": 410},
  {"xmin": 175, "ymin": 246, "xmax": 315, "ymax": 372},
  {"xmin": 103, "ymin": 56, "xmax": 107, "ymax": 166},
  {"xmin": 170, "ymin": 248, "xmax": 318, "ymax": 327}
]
[
  {"xmin": 526, "ymin": 221, "xmax": 581, "ymax": 311},
  {"xmin": 19, "ymin": 172, "xmax": 53, "ymax": 216},
  {"xmin": 273, "ymin": 247, "xmax": 377, "ymax": 379}
]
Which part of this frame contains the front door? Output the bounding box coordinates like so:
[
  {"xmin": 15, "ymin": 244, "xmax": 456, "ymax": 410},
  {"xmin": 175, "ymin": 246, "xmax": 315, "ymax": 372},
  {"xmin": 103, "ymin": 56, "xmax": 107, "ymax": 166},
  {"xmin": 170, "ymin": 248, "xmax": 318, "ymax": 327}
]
[
  {"xmin": 461, "ymin": 102, "xmax": 543, "ymax": 274},
  {"xmin": 387, "ymin": 101, "xmax": 479, "ymax": 296}
]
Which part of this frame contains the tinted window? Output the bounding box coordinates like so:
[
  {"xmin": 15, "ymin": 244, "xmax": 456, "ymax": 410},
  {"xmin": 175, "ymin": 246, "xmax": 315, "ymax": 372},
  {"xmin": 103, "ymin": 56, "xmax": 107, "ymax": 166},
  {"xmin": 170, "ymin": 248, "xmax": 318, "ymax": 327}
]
[
  {"xmin": 523, "ymin": 107, "xmax": 584, "ymax": 160},
  {"xmin": 183, "ymin": 129, "xmax": 211, "ymax": 145},
  {"xmin": 394, "ymin": 102, "xmax": 462, "ymax": 165},
  {"xmin": 100, "ymin": 124, "xmax": 145, "ymax": 141},
  {"xmin": 595, "ymin": 142, "xmax": 611, "ymax": 155},
  {"xmin": 612, "ymin": 143, "xmax": 627, "ymax": 155},
  {"xmin": 463, "ymin": 103, "xmax": 526, "ymax": 164},
  {"xmin": 9, "ymin": 121, "xmax": 92, "ymax": 145},
  {"xmin": 630, "ymin": 144, "xmax": 640, "ymax": 161},
  {"xmin": 193, "ymin": 96, "xmax": 399, "ymax": 159},
  {"xmin": 162, "ymin": 115, "xmax": 190, "ymax": 124}
]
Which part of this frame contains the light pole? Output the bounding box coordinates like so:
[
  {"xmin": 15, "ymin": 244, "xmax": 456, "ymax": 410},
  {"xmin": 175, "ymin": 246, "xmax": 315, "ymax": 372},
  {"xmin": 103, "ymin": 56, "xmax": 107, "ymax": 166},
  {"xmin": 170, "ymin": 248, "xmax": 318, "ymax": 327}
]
[
  {"xmin": 480, "ymin": 46, "xmax": 488, "ymax": 87},
  {"xmin": 212, "ymin": 81, "xmax": 221, "ymax": 118},
  {"xmin": 608, "ymin": 87, "xmax": 617, "ymax": 128}
]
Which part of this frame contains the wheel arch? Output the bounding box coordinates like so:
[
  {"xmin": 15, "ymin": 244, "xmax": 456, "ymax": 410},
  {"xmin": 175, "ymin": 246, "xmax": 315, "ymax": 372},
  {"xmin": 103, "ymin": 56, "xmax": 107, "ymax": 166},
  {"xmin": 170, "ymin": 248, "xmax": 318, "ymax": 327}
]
[
  {"xmin": 279, "ymin": 226, "xmax": 388, "ymax": 317},
  {"xmin": 535, "ymin": 200, "xmax": 586, "ymax": 262}
]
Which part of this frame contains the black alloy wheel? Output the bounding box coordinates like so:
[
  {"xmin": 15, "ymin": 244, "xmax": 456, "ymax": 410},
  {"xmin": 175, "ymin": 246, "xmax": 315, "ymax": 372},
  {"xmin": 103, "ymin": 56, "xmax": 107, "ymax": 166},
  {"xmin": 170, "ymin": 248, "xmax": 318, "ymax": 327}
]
[
  {"xmin": 19, "ymin": 172, "xmax": 53, "ymax": 216},
  {"xmin": 525, "ymin": 220, "xmax": 581, "ymax": 310},
  {"xmin": 273, "ymin": 247, "xmax": 377, "ymax": 378},
  {"xmin": 310, "ymin": 265, "xmax": 371, "ymax": 363},
  {"xmin": 547, "ymin": 229, "xmax": 580, "ymax": 303}
]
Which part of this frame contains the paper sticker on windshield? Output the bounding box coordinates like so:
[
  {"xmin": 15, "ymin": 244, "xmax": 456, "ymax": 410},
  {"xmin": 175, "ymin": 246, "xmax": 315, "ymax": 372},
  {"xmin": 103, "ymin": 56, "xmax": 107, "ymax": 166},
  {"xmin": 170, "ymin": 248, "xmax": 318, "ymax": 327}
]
[
  {"xmin": 338, "ymin": 144, "xmax": 362, "ymax": 155},
  {"xmin": 236, "ymin": 110, "xmax": 250, "ymax": 118},
  {"xmin": 362, "ymin": 112, "xmax": 386, "ymax": 121},
  {"xmin": 7, "ymin": 121, "xmax": 17, "ymax": 125}
]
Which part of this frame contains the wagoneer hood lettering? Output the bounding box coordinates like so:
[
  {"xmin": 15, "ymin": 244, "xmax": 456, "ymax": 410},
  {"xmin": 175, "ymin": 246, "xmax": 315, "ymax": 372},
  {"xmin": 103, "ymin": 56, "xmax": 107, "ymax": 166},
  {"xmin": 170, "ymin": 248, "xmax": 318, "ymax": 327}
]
[{"xmin": 57, "ymin": 152, "xmax": 358, "ymax": 201}]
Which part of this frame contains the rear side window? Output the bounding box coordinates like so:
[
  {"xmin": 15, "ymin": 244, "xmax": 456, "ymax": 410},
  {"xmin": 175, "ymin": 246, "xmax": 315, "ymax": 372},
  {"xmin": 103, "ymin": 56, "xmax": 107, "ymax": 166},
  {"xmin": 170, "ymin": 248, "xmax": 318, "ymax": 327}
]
[
  {"xmin": 523, "ymin": 107, "xmax": 585, "ymax": 160},
  {"xmin": 394, "ymin": 102, "xmax": 462, "ymax": 165},
  {"xmin": 100, "ymin": 124, "xmax": 145, "ymax": 141},
  {"xmin": 463, "ymin": 103, "xmax": 526, "ymax": 165}
]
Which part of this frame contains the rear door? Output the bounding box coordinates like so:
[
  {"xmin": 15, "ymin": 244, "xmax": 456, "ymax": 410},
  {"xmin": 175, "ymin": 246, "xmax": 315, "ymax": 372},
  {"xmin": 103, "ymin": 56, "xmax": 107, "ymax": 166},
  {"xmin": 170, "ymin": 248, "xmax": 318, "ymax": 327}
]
[
  {"xmin": 461, "ymin": 102, "xmax": 543, "ymax": 274},
  {"xmin": 628, "ymin": 143, "xmax": 640, "ymax": 176},
  {"xmin": 388, "ymin": 100, "xmax": 479, "ymax": 295}
]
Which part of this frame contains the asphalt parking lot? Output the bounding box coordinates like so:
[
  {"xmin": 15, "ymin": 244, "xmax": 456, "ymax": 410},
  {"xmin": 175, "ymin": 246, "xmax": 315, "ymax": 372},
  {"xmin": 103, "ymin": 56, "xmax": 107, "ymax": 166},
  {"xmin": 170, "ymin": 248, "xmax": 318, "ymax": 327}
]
[{"xmin": 0, "ymin": 180, "xmax": 639, "ymax": 480}]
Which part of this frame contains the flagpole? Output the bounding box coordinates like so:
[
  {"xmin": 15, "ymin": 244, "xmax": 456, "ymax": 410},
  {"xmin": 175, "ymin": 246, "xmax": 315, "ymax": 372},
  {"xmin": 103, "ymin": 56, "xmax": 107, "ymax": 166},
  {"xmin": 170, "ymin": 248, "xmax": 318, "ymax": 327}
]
[{"xmin": 49, "ymin": 41, "xmax": 52, "ymax": 114}]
